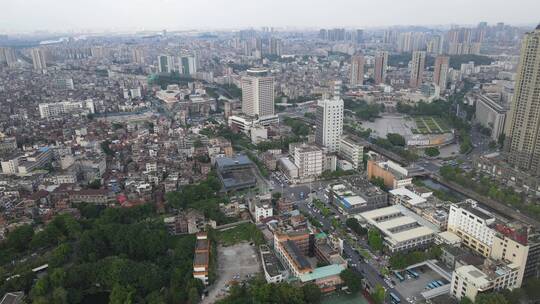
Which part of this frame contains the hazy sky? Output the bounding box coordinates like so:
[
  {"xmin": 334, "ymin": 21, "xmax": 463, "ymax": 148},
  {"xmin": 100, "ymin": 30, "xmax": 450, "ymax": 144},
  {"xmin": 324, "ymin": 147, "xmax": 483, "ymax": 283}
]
[{"xmin": 2, "ymin": 0, "xmax": 539, "ymax": 33}]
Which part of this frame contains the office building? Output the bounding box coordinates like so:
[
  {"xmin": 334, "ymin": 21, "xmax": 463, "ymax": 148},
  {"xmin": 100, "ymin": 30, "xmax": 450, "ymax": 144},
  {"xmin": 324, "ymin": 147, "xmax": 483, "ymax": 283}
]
[
  {"xmin": 157, "ymin": 55, "xmax": 174, "ymax": 73},
  {"xmin": 447, "ymin": 200, "xmax": 496, "ymax": 257},
  {"xmin": 409, "ymin": 51, "xmax": 426, "ymax": 88},
  {"xmin": 350, "ymin": 54, "xmax": 365, "ymax": 86},
  {"xmin": 241, "ymin": 68, "xmax": 274, "ymax": 118},
  {"xmin": 293, "ymin": 144, "xmax": 323, "ymax": 180},
  {"xmin": 433, "ymin": 56, "xmax": 449, "ymax": 92},
  {"xmin": 475, "ymin": 94, "xmax": 509, "ymax": 141},
  {"xmin": 374, "ymin": 51, "xmax": 388, "ymax": 85},
  {"xmin": 315, "ymin": 98, "xmax": 343, "ymax": 152},
  {"xmin": 31, "ymin": 48, "xmax": 47, "ymax": 71},
  {"xmin": 504, "ymin": 25, "xmax": 540, "ymax": 175}
]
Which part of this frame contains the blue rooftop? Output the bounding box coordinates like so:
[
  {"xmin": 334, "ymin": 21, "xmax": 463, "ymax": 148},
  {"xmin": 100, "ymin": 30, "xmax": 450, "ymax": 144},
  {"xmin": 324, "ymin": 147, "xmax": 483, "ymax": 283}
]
[{"xmin": 299, "ymin": 264, "xmax": 346, "ymax": 282}]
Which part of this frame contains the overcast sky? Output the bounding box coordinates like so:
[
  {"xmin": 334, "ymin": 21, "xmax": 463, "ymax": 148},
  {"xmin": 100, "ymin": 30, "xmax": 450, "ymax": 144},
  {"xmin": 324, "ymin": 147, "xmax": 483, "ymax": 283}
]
[{"xmin": 1, "ymin": 0, "xmax": 539, "ymax": 33}]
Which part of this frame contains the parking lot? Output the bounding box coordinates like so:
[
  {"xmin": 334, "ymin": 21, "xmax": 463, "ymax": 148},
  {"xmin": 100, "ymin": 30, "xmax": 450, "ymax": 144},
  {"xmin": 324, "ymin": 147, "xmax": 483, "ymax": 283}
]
[
  {"xmin": 202, "ymin": 242, "xmax": 261, "ymax": 304},
  {"xmin": 392, "ymin": 266, "xmax": 449, "ymax": 303}
]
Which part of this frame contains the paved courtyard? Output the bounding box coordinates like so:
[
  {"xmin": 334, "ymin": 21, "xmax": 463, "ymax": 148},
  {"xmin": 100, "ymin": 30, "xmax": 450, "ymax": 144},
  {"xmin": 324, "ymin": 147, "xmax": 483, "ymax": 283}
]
[{"xmin": 202, "ymin": 242, "xmax": 261, "ymax": 304}]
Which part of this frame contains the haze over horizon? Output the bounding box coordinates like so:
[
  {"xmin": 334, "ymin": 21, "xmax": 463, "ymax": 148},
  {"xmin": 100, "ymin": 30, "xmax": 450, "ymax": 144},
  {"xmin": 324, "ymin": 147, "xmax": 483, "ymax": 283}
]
[{"xmin": 2, "ymin": 0, "xmax": 540, "ymax": 33}]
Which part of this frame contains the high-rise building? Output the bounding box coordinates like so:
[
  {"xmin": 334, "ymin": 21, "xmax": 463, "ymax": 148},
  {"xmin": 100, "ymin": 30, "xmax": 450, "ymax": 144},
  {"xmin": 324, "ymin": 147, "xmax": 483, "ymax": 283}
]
[
  {"xmin": 241, "ymin": 68, "xmax": 274, "ymax": 118},
  {"xmin": 504, "ymin": 25, "xmax": 540, "ymax": 175},
  {"xmin": 427, "ymin": 35, "xmax": 444, "ymax": 55},
  {"xmin": 409, "ymin": 51, "xmax": 426, "ymax": 88},
  {"xmin": 355, "ymin": 29, "xmax": 364, "ymax": 44},
  {"xmin": 433, "ymin": 56, "xmax": 450, "ymax": 92},
  {"xmin": 374, "ymin": 51, "xmax": 388, "ymax": 85},
  {"xmin": 157, "ymin": 55, "xmax": 173, "ymax": 73},
  {"xmin": 31, "ymin": 48, "xmax": 47, "ymax": 71},
  {"xmin": 179, "ymin": 55, "xmax": 197, "ymax": 75},
  {"xmin": 269, "ymin": 38, "xmax": 282, "ymax": 56},
  {"xmin": 350, "ymin": 54, "xmax": 365, "ymax": 86},
  {"xmin": 131, "ymin": 48, "xmax": 144, "ymax": 64},
  {"xmin": 0, "ymin": 47, "xmax": 17, "ymax": 67},
  {"xmin": 315, "ymin": 98, "xmax": 344, "ymax": 152}
]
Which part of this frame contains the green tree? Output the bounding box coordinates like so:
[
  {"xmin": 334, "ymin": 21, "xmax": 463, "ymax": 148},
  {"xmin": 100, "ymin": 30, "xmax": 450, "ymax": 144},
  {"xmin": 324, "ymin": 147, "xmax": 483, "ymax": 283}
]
[
  {"xmin": 424, "ymin": 147, "xmax": 440, "ymax": 157},
  {"xmin": 371, "ymin": 284, "xmax": 386, "ymax": 304},
  {"xmin": 109, "ymin": 284, "xmax": 135, "ymax": 304},
  {"xmin": 340, "ymin": 269, "xmax": 362, "ymax": 293},
  {"xmin": 387, "ymin": 133, "xmax": 406, "ymax": 147},
  {"xmin": 6, "ymin": 224, "xmax": 34, "ymax": 252},
  {"xmin": 459, "ymin": 297, "xmax": 473, "ymax": 304},
  {"xmin": 52, "ymin": 287, "xmax": 68, "ymax": 304},
  {"xmin": 30, "ymin": 276, "xmax": 50, "ymax": 299},
  {"xmin": 475, "ymin": 293, "xmax": 509, "ymax": 304},
  {"xmin": 49, "ymin": 243, "xmax": 72, "ymax": 268},
  {"xmin": 368, "ymin": 229, "xmax": 383, "ymax": 252},
  {"xmin": 346, "ymin": 218, "xmax": 367, "ymax": 236},
  {"xmin": 49, "ymin": 268, "xmax": 67, "ymax": 287},
  {"xmin": 187, "ymin": 286, "xmax": 200, "ymax": 304}
]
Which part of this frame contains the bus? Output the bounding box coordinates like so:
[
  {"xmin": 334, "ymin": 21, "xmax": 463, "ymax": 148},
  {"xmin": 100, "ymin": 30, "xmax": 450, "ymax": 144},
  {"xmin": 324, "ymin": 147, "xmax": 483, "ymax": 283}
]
[
  {"xmin": 433, "ymin": 281, "xmax": 442, "ymax": 287},
  {"xmin": 406, "ymin": 269, "xmax": 419, "ymax": 279},
  {"xmin": 427, "ymin": 283, "xmax": 436, "ymax": 289},
  {"xmin": 394, "ymin": 271, "xmax": 405, "ymax": 282},
  {"xmin": 390, "ymin": 292, "xmax": 401, "ymax": 304}
]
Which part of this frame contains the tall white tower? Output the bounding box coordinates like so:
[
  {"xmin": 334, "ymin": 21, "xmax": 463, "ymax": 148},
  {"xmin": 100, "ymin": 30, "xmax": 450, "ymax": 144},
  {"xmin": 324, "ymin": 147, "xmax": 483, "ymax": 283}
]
[
  {"xmin": 315, "ymin": 98, "xmax": 344, "ymax": 152},
  {"xmin": 241, "ymin": 68, "xmax": 274, "ymax": 118}
]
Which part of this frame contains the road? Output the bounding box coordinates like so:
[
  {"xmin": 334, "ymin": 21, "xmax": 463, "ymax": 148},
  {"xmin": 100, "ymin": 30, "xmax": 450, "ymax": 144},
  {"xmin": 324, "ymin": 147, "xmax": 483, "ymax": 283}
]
[{"xmin": 294, "ymin": 192, "xmax": 407, "ymax": 303}]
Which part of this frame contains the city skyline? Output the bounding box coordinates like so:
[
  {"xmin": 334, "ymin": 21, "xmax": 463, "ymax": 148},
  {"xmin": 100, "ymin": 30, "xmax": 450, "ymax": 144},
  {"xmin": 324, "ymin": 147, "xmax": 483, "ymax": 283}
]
[{"xmin": 1, "ymin": 0, "xmax": 540, "ymax": 33}]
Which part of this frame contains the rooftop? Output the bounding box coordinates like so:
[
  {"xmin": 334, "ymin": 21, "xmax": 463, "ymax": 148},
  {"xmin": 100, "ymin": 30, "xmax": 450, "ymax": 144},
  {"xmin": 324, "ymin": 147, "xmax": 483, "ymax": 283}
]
[{"xmin": 299, "ymin": 264, "xmax": 346, "ymax": 282}]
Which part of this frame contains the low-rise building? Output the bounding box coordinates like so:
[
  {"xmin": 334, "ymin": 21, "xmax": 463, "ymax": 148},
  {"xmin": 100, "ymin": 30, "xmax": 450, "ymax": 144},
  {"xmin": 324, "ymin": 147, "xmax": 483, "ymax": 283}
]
[
  {"xmin": 260, "ymin": 245, "xmax": 287, "ymax": 283},
  {"xmin": 358, "ymin": 204, "xmax": 438, "ymax": 253},
  {"xmin": 193, "ymin": 232, "xmax": 211, "ymax": 285},
  {"xmin": 451, "ymin": 260, "xmax": 521, "ymax": 302},
  {"xmin": 367, "ymin": 159, "xmax": 412, "ymax": 189}
]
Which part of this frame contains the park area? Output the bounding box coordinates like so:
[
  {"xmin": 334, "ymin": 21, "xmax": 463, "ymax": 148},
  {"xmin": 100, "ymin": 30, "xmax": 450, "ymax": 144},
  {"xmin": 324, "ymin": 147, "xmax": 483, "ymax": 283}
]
[{"xmin": 412, "ymin": 116, "xmax": 451, "ymax": 134}]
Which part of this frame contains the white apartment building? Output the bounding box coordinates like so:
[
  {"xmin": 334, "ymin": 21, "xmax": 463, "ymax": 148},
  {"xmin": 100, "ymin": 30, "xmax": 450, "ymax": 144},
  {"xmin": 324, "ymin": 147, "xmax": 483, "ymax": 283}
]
[
  {"xmin": 315, "ymin": 98, "xmax": 344, "ymax": 152},
  {"xmin": 39, "ymin": 100, "xmax": 95, "ymax": 119},
  {"xmin": 339, "ymin": 136, "xmax": 364, "ymax": 170},
  {"xmin": 447, "ymin": 200, "xmax": 496, "ymax": 257},
  {"xmin": 1, "ymin": 158, "xmax": 19, "ymax": 175},
  {"xmin": 293, "ymin": 144, "xmax": 323, "ymax": 180},
  {"xmin": 241, "ymin": 68, "xmax": 274, "ymax": 118},
  {"xmin": 255, "ymin": 202, "xmax": 273, "ymax": 223}
]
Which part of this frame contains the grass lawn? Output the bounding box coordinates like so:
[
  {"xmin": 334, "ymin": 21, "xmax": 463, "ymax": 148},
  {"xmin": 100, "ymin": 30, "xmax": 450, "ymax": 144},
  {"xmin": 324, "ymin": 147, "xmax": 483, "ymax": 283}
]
[{"xmin": 217, "ymin": 223, "xmax": 264, "ymax": 246}]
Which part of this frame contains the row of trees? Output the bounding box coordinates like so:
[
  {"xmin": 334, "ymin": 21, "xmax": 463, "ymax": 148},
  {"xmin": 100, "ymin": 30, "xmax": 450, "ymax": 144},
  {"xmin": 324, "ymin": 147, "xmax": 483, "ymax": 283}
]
[
  {"xmin": 439, "ymin": 165, "xmax": 540, "ymax": 220},
  {"xmin": 389, "ymin": 246, "xmax": 442, "ymax": 270}
]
